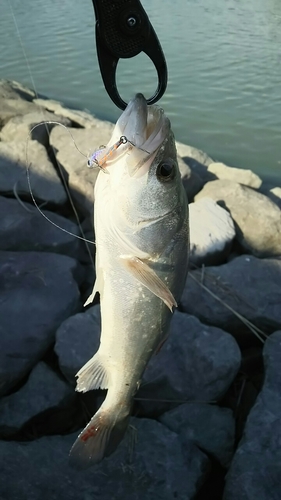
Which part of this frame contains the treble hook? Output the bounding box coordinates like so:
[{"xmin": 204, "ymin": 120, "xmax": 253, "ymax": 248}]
[{"xmin": 91, "ymin": 0, "xmax": 168, "ymax": 110}]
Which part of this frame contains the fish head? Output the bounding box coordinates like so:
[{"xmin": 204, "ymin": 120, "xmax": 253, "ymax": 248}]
[{"xmin": 96, "ymin": 94, "xmax": 188, "ymax": 255}]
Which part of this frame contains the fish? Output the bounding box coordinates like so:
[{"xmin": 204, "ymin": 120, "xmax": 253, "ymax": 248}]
[{"xmin": 69, "ymin": 93, "xmax": 189, "ymax": 469}]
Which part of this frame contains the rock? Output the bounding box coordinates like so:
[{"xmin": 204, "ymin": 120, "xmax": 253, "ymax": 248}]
[
  {"xmin": 160, "ymin": 403, "xmax": 235, "ymax": 467},
  {"xmin": 176, "ymin": 141, "xmax": 213, "ymax": 167},
  {"xmin": 195, "ymin": 180, "xmax": 281, "ymax": 257},
  {"xmin": 224, "ymin": 331, "xmax": 281, "ymax": 500},
  {"xmin": 0, "ymin": 362, "xmax": 75, "ymax": 438},
  {"xmin": 0, "ymin": 111, "xmax": 71, "ymax": 146},
  {"xmin": 0, "ymin": 79, "xmax": 36, "ymax": 101},
  {"xmin": 267, "ymin": 187, "xmax": 281, "ymax": 209},
  {"xmin": 0, "ymin": 251, "xmax": 83, "ymax": 397},
  {"xmin": 181, "ymin": 255, "xmax": 281, "ymax": 337},
  {"xmin": 0, "ymin": 79, "xmax": 40, "ymax": 125},
  {"xmin": 177, "ymin": 156, "xmax": 204, "ymax": 201},
  {"xmin": 0, "ymin": 417, "xmax": 208, "ymax": 500},
  {"xmin": 55, "ymin": 305, "xmax": 101, "ymax": 385},
  {"xmin": 207, "ymin": 162, "xmax": 262, "ymax": 189},
  {"xmin": 189, "ymin": 198, "xmax": 235, "ymax": 266},
  {"xmin": 176, "ymin": 141, "xmax": 214, "ymax": 183},
  {"xmin": 138, "ymin": 311, "xmax": 241, "ymax": 416},
  {"xmin": 0, "ymin": 140, "xmax": 67, "ymax": 204},
  {"xmin": 50, "ymin": 124, "xmax": 113, "ymax": 215},
  {"xmin": 33, "ymin": 97, "xmax": 103, "ymax": 129},
  {"xmin": 0, "ymin": 196, "xmax": 84, "ymax": 258},
  {"xmin": 270, "ymin": 186, "xmax": 281, "ymax": 200}
]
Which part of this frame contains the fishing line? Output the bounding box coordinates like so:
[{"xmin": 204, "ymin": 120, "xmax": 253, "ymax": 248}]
[
  {"xmin": 26, "ymin": 122, "xmax": 96, "ymax": 245},
  {"xmin": 7, "ymin": 0, "xmax": 96, "ymax": 261}
]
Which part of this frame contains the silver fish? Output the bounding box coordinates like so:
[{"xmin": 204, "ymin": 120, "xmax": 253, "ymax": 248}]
[{"xmin": 69, "ymin": 94, "xmax": 189, "ymax": 469}]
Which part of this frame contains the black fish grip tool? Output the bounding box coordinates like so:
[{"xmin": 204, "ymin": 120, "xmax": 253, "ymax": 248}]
[{"xmin": 92, "ymin": 0, "xmax": 168, "ymax": 109}]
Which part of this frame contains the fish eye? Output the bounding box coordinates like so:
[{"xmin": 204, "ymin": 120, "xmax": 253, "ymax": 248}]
[{"xmin": 156, "ymin": 159, "xmax": 176, "ymax": 182}]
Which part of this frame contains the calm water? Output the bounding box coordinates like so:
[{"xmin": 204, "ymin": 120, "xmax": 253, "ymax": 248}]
[{"xmin": 1, "ymin": 0, "xmax": 281, "ymax": 183}]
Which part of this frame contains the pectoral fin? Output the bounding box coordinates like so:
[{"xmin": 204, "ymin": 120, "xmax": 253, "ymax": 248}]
[{"xmin": 120, "ymin": 255, "xmax": 177, "ymax": 312}]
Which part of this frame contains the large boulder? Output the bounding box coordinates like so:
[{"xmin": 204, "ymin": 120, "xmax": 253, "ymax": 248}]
[
  {"xmin": 195, "ymin": 180, "xmax": 281, "ymax": 258},
  {"xmin": 176, "ymin": 141, "xmax": 213, "ymax": 170},
  {"xmin": 177, "ymin": 156, "xmax": 204, "ymax": 201},
  {"xmin": 0, "ymin": 251, "xmax": 83, "ymax": 396},
  {"xmin": 181, "ymin": 255, "xmax": 281, "ymax": 337},
  {"xmin": 160, "ymin": 403, "xmax": 235, "ymax": 467},
  {"xmin": 224, "ymin": 331, "xmax": 281, "ymax": 500},
  {"xmin": 189, "ymin": 197, "xmax": 235, "ymax": 266},
  {"xmin": 207, "ymin": 162, "xmax": 262, "ymax": 189},
  {"xmin": 33, "ymin": 97, "xmax": 104, "ymax": 129},
  {"xmin": 0, "ymin": 79, "xmax": 35, "ymax": 101},
  {"xmin": 0, "ymin": 417, "xmax": 208, "ymax": 500},
  {"xmin": 0, "ymin": 140, "xmax": 67, "ymax": 204},
  {"xmin": 0, "ymin": 362, "xmax": 75, "ymax": 438},
  {"xmin": 0, "ymin": 111, "xmax": 71, "ymax": 147},
  {"xmin": 138, "ymin": 311, "xmax": 241, "ymax": 416},
  {"xmin": 0, "ymin": 196, "xmax": 83, "ymax": 258},
  {"xmin": 0, "ymin": 79, "xmax": 39, "ymax": 125},
  {"xmin": 263, "ymin": 186, "xmax": 281, "ymax": 210}
]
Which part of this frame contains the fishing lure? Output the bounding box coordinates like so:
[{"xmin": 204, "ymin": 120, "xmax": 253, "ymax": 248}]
[{"xmin": 87, "ymin": 135, "xmax": 148, "ymax": 170}]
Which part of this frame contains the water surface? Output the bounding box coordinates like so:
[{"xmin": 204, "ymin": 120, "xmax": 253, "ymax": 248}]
[{"xmin": 2, "ymin": 0, "xmax": 281, "ymax": 183}]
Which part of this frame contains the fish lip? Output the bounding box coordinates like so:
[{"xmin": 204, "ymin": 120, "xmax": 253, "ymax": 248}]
[
  {"xmin": 117, "ymin": 93, "xmax": 148, "ymax": 147},
  {"xmin": 116, "ymin": 93, "xmax": 168, "ymax": 153}
]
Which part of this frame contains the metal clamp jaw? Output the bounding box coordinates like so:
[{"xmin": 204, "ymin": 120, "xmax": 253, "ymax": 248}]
[{"xmin": 92, "ymin": 0, "xmax": 168, "ymax": 109}]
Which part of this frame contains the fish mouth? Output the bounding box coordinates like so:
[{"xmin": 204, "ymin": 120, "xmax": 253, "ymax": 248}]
[{"xmin": 114, "ymin": 93, "xmax": 170, "ymax": 155}]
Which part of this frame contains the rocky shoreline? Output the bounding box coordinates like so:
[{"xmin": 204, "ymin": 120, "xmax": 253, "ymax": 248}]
[{"xmin": 0, "ymin": 79, "xmax": 280, "ymax": 500}]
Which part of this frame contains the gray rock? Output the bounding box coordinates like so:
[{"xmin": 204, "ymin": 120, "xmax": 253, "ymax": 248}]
[
  {"xmin": 0, "ymin": 361, "xmax": 75, "ymax": 437},
  {"xmin": 176, "ymin": 141, "xmax": 214, "ymax": 184},
  {"xmin": 258, "ymin": 182, "xmax": 281, "ymax": 209},
  {"xmin": 267, "ymin": 187, "xmax": 281, "ymax": 209},
  {"xmin": 195, "ymin": 180, "xmax": 281, "ymax": 257},
  {"xmin": 207, "ymin": 162, "xmax": 262, "ymax": 189},
  {"xmin": 0, "ymin": 196, "xmax": 84, "ymax": 258},
  {"xmin": 0, "ymin": 79, "xmax": 36, "ymax": 101},
  {"xmin": 270, "ymin": 186, "xmax": 281, "ymax": 200},
  {"xmin": 0, "ymin": 79, "xmax": 40, "ymax": 125},
  {"xmin": 139, "ymin": 311, "xmax": 241, "ymax": 415},
  {"xmin": 0, "ymin": 417, "xmax": 208, "ymax": 500},
  {"xmin": 160, "ymin": 403, "xmax": 235, "ymax": 467},
  {"xmin": 176, "ymin": 141, "xmax": 213, "ymax": 167},
  {"xmin": 181, "ymin": 255, "xmax": 281, "ymax": 336},
  {"xmin": 50, "ymin": 124, "xmax": 113, "ymax": 215},
  {"xmin": 178, "ymin": 156, "xmax": 204, "ymax": 201},
  {"xmin": 224, "ymin": 331, "xmax": 281, "ymax": 500},
  {"xmin": 33, "ymin": 97, "xmax": 105, "ymax": 129},
  {"xmin": 0, "ymin": 251, "xmax": 83, "ymax": 396},
  {"xmin": 0, "ymin": 111, "xmax": 71, "ymax": 147},
  {"xmin": 0, "ymin": 140, "xmax": 67, "ymax": 204},
  {"xmin": 189, "ymin": 197, "xmax": 235, "ymax": 266},
  {"xmin": 55, "ymin": 305, "xmax": 101, "ymax": 385}
]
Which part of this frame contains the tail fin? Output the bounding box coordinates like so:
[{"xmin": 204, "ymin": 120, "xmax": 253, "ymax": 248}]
[
  {"xmin": 69, "ymin": 408, "xmax": 130, "ymax": 469},
  {"xmin": 75, "ymin": 352, "xmax": 109, "ymax": 393}
]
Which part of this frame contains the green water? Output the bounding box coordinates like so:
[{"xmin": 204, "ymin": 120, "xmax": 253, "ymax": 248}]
[{"xmin": 2, "ymin": 0, "xmax": 281, "ymax": 184}]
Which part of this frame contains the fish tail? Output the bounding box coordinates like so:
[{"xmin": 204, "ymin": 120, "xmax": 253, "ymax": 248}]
[
  {"xmin": 75, "ymin": 352, "xmax": 109, "ymax": 393},
  {"xmin": 69, "ymin": 405, "xmax": 131, "ymax": 469}
]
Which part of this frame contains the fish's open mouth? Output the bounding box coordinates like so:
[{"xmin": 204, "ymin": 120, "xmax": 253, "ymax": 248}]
[{"xmin": 113, "ymin": 93, "xmax": 170, "ymax": 156}]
